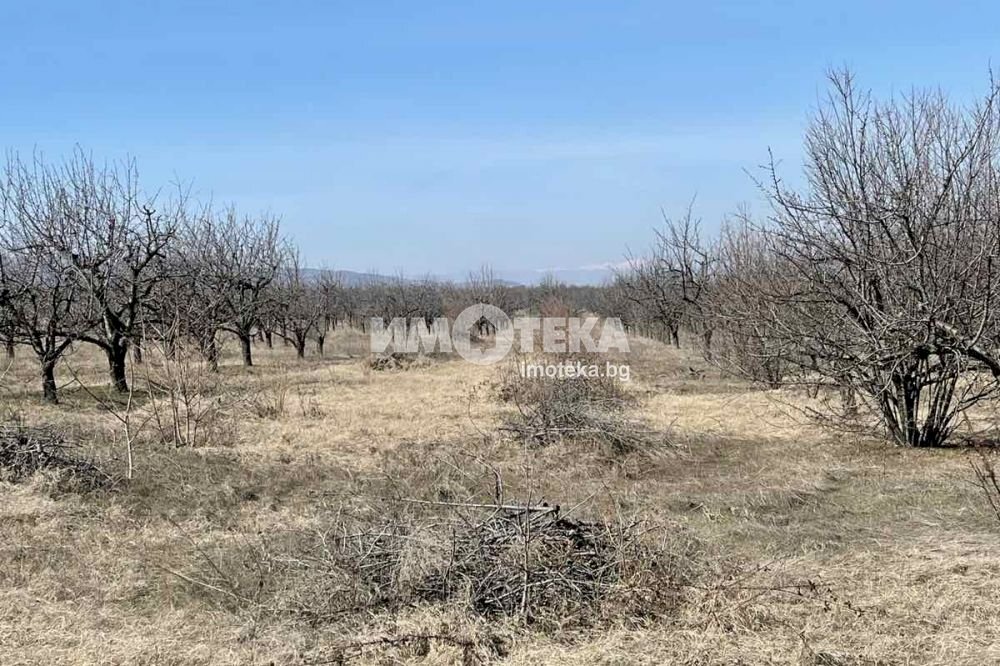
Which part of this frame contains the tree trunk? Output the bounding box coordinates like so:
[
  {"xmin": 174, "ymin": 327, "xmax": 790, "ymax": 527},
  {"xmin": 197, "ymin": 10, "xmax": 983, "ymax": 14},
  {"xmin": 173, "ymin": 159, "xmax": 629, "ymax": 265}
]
[
  {"xmin": 238, "ymin": 332, "xmax": 253, "ymax": 366},
  {"xmin": 670, "ymin": 326, "xmax": 680, "ymax": 349},
  {"xmin": 132, "ymin": 339, "xmax": 143, "ymax": 365},
  {"xmin": 5, "ymin": 337, "xmax": 14, "ymax": 361},
  {"xmin": 316, "ymin": 335, "xmax": 325, "ymax": 356},
  {"xmin": 881, "ymin": 370, "xmax": 932, "ymax": 447},
  {"xmin": 107, "ymin": 342, "xmax": 129, "ymax": 393},
  {"xmin": 295, "ymin": 336, "xmax": 306, "ymax": 359},
  {"xmin": 264, "ymin": 330, "xmax": 273, "ymax": 349},
  {"xmin": 41, "ymin": 359, "xmax": 57, "ymax": 404},
  {"xmin": 202, "ymin": 336, "xmax": 219, "ymax": 373}
]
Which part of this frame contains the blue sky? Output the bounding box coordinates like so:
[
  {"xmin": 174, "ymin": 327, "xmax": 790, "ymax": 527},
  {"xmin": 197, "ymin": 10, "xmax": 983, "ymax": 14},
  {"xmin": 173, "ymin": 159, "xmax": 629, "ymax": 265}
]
[{"xmin": 2, "ymin": 1, "xmax": 997, "ymax": 279}]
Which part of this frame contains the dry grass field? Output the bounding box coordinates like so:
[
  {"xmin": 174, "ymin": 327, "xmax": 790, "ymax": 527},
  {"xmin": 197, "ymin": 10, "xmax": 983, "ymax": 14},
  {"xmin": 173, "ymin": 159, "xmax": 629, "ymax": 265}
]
[{"xmin": 2, "ymin": 331, "xmax": 1000, "ymax": 665}]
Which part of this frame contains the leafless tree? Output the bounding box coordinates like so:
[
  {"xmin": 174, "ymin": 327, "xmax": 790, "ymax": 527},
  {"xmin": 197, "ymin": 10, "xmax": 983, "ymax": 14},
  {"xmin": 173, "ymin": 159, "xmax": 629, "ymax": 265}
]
[
  {"xmin": 467, "ymin": 264, "xmax": 513, "ymax": 312},
  {"xmin": 154, "ymin": 205, "xmax": 232, "ymax": 371},
  {"xmin": 272, "ymin": 249, "xmax": 323, "ymax": 359},
  {"xmin": 203, "ymin": 208, "xmax": 283, "ymax": 367},
  {"xmin": 707, "ymin": 214, "xmax": 796, "ymax": 387},
  {"xmin": 750, "ymin": 70, "xmax": 1000, "ymax": 446},
  {"xmin": 594, "ymin": 274, "xmax": 641, "ymax": 334},
  {"xmin": 620, "ymin": 205, "xmax": 715, "ymax": 350},
  {"xmin": 465, "ymin": 264, "xmax": 513, "ymax": 335},
  {"xmin": 4, "ymin": 151, "xmax": 180, "ymax": 393},
  {"xmin": 0, "ymin": 157, "xmax": 93, "ymax": 402},
  {"xmin": 313, "ymin": 271, "xmax": 341, "ymax": 356},
  {"xmin": 0, "ymin": 251, "xmax": 82, "ymax": 402}
]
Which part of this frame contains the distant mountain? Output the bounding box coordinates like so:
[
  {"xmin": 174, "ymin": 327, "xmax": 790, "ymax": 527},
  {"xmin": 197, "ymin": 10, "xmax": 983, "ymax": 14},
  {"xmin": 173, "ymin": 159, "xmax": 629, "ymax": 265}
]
[
  {"xmin": 299, "ymin": 268, "xmax": 415, "ymax": 286},
  {"xmin": 493, "ymin": 267, "xmax": 619, "ymax": 286},
  {"xmin": 301, "ymin": 265, "xmax": 623, "ymax": 287},
  {"xmin": 301, "ymin": 268, "xmax": 523, "ymax": 287},
  {"xmin": 436, "ymin": 266, "xmax": 622, "ymax": 286}
]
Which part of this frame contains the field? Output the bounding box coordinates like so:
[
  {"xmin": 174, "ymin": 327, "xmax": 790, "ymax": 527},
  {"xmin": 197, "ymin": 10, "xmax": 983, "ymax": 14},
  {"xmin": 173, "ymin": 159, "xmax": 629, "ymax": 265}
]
[{"xmin": 2, "ymin": 332, "xmax": 1000, "ymax": 665}]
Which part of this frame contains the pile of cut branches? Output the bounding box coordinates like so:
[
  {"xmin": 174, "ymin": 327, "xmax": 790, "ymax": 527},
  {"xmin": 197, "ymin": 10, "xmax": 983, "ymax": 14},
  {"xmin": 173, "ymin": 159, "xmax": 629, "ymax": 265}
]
[
  {"xmin": 173, "ymin": 499, "xmax": 685, "ymax": 632},
  {"xmin": 365, "ymin": 353, "xmax": 431, "ymax": 372},
  {"xmin": 416, "ymin": 503, "xmax": 677, "ymax": 624},
  {"xmin": 0, "ymin": 424, "xmax": 112, "ymax": 488}
]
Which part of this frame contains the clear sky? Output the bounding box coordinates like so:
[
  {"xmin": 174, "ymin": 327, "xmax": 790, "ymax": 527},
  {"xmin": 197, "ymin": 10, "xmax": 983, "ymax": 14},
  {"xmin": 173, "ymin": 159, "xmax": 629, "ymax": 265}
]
[{"xmin": 3, "ymin": 1, "xmax": 997, "ymax": 279}]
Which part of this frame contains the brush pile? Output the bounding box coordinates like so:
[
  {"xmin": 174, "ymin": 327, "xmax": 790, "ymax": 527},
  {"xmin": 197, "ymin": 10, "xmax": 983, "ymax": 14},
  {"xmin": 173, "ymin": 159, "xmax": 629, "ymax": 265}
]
[
  {"xmin": 417, "ymin": 504, "xmax": 677, "ymax": 624},
  {"xmin": 496, "ymin": 355, "xmax": 667, "ymax": 455},
  {"xmin": 208, "ymin": 501, "xmax": 686, "ymax": 632},
  {"xmin": 365, "ymin": 353, "xmax": 432, "ymax": 372},
  {"xmin": 0, "ymin": 424, "xmax": 111, "ymax": 488}
]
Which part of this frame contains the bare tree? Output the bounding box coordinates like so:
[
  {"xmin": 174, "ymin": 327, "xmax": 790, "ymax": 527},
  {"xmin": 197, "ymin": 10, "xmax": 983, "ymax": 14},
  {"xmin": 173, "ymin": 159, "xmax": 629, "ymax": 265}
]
[
  {"xmin": 7, "ymin": 151, "xmax": 179, "ymax": 393},
  {"xmin": 751, "ymin": 70, "xmax": 1000, "ymax": 446},
  {"xmin": 204, "ymin": 208, "xmax": 283, "ymax": 367},
  {"xmin": 467, "ymin": 264, "xmax": 512, "ymax": 312},
  {"xmin": 466, "ymin": 264, "xmax": 512, "ymax": 336},
  {"xmin": 156, "ymin": 205, "xmax": 230, "ymax": 371},
  {"xmin": 0, "ymin": 251, "xmax": 81, "ymax": 402},
  {"xmin": 313, "ymin": 271, "xmax": 342, "ymax": 356},
  {"xmin": 272, "ymin": 249, "xmax": 323, "ymax": 359},
  {"xmin": 0, "ymin": 157, "xmax": 91, "ymax": 402},
  {"xmin": 707, "ymin": 214, "xmax": 795, "ymax": 387},
  {"xmin": 595, "ymin": 274, "xmax": 642, "ymax": 335},
  {"xmin": 620, "ymin": 205, "xmax": 715, "ymax": 350}
]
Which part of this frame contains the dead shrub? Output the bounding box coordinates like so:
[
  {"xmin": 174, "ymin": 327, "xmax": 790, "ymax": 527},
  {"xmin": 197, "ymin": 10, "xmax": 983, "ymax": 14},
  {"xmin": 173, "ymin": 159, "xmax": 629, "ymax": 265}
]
[
  {"xmin": 495, "ymin": 354, "xmax": 667, "ymax": 455},
  {"xmin": 246, "ymin": 379, "xmax": 289, "ymax": 419},
  {"xmin": 144, "ymin": 348, "xmax": 240, "ymax": 448},
  {"xmin": 495, "ymin": 353, "xmax": 629, "ymax": 407}
]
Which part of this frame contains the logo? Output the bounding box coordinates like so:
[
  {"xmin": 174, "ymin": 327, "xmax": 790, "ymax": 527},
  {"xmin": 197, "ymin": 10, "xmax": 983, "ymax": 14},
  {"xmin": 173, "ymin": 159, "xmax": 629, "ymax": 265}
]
[{"xmin": 370, "ymin": 304, "xmax": 630, "ymax": 365}]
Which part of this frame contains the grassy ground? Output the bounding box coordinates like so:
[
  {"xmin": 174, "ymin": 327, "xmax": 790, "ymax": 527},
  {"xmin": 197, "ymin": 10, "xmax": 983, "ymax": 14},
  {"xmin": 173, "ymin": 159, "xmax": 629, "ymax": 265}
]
[{"xmin": 1, "ymin": 331, "xmax": 999, "ymax": 665}]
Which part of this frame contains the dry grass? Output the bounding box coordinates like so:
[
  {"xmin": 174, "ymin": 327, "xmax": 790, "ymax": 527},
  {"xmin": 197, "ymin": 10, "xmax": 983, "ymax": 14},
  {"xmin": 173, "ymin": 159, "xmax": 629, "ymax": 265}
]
[{"xmin": 1, "ymin": 332, "xmax": 1000, "ymax": 664}]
